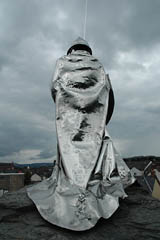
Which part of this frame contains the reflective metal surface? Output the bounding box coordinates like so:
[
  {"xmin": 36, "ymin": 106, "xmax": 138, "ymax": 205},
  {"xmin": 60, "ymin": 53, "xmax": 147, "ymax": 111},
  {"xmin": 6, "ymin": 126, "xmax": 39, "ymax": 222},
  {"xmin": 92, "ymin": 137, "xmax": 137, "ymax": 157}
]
[{"xmin": 27, "ymin": 38, "xmax": 135, "ymax": 231}]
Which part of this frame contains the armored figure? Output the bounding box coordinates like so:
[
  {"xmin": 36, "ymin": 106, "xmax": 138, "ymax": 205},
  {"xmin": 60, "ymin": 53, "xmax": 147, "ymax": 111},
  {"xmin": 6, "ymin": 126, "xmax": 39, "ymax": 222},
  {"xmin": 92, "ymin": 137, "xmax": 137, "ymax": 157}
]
[{"xmin": 27, "ymin": 38, "xmax": 134, "ymax": 231}]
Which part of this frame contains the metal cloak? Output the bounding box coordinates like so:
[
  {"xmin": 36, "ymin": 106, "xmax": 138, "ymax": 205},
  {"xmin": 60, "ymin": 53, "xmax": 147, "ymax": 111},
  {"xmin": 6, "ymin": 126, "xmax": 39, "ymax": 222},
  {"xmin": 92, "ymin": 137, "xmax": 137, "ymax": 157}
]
[{"xmin": 27, "ymin": 38, "xmax": 135, "ymax": 231}]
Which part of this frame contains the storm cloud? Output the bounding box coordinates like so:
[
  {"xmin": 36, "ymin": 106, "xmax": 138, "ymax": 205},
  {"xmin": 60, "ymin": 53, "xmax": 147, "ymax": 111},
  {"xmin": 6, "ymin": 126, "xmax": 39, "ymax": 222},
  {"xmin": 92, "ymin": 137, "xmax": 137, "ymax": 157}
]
[{"xmin": 0, "ymin": 0, "xmax": 160, "ymax": 163}]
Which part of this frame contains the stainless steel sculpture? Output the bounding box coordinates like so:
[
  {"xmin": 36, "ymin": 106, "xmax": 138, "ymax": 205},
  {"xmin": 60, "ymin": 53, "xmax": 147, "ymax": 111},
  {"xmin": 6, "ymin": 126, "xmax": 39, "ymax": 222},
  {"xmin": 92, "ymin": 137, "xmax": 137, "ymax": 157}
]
[{"xmin": 27, "ymin": 37, "xmax": 135, "ymax": 231}]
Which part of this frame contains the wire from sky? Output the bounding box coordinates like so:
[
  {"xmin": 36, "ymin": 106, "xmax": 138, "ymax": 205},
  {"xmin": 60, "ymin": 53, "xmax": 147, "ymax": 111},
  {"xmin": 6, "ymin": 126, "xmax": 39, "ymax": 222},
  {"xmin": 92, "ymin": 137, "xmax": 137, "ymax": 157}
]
[{"xmin": 83, "ymin": 0, "xmax": 88, "ymax": 39}]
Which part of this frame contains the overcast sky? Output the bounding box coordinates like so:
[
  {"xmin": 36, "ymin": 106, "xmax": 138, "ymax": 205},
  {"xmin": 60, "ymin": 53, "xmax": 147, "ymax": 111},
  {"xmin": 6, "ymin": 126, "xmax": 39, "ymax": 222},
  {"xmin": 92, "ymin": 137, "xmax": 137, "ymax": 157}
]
[{"xmin": 0, "ymin": 0, "xmax": 160, "ymax": 163}]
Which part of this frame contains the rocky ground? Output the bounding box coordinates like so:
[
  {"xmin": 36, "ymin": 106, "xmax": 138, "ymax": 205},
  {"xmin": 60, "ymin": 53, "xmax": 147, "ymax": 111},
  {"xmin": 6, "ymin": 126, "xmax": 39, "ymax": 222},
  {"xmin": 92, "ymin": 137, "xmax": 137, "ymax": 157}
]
[{"xmin": 0, "ymin": 184, "xmax": 160, "ymax": 240}]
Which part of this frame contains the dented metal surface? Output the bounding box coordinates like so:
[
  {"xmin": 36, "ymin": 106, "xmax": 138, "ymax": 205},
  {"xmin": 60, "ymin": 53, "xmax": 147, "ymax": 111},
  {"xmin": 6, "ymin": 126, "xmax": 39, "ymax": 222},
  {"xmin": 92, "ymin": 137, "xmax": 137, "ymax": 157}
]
[{"xmin": 27, "ymin": 38, "xmax": 135, "ymax": 231}]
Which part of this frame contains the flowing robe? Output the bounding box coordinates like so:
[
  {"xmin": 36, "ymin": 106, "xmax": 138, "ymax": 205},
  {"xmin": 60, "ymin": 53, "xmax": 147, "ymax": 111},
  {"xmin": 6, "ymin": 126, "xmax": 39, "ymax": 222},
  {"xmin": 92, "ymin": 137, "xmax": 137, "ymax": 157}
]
[{"xmin": 27, "ymin": 50, "xmax": 134, "ymax": 231}]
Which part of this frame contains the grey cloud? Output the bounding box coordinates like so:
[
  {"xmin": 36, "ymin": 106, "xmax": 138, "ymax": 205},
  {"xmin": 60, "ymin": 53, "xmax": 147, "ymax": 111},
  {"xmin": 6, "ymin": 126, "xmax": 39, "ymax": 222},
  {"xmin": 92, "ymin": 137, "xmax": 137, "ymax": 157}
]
[
  {"xmin": 0, "ymin": 0, "xmax": 160, "ymax": 162},
  {"xmin": 30, "ymin": 148, "xmax": 55, "ymax": 161},
  {"xmin": 0, "ymin": 113, "xmax": 56, "ymax": 158},
  {"xmin": 125, "ymin": 0, "xmax": 160, "ymax": 49}
]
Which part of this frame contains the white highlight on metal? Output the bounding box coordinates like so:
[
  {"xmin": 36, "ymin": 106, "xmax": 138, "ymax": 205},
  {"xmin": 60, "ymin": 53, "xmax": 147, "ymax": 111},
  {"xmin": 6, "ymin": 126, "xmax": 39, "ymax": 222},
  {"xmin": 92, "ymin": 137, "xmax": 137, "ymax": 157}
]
[{"xmin": 83, "ymin": 0, "xmax": 88, "ymax": 39}]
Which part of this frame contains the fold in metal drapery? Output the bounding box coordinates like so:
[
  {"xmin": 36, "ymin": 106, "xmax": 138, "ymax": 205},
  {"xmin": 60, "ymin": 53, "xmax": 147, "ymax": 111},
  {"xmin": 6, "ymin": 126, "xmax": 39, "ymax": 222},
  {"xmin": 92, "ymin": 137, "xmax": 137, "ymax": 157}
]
[{"xmin": 27, "ymin": 38, "xmax": 135, "ymax": 231}]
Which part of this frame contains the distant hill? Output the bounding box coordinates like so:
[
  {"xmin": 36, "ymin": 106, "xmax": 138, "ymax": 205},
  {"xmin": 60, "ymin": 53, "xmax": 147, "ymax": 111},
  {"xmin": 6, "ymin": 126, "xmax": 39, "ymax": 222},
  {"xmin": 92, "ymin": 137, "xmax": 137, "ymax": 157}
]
[
  {"xmin": 1, "ymin": 155, "xmax": 160, "ymax": 169},
  {"xmin": 13, "ymin": 162, "xmax": 54, "ymax": 168},
  {"xmin": 124, "ymin": 155, "xmax": 160, "ymax": 170},
  {"xmin": 124, "ymin": 155, "xmax": 160, "ymax": 162}
]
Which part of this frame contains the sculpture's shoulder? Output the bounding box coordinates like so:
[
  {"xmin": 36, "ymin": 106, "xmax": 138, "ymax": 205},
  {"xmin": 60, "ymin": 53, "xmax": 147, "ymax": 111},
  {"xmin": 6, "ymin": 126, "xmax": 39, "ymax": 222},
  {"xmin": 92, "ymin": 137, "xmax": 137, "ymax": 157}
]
[
  {"xmin": 54, "ymin": 56, "xmax": 66, "ymax": 68},
  {"xmin": 53, "ymin": 53, "xmax": 110, "ymax": 89},
  {"xmin": 54, "ymin": 53, "xmax": 104, "ymax": 77},
  {"xmin": 60, "ymin": 53, "xmax": 102, "ymax": 66}
]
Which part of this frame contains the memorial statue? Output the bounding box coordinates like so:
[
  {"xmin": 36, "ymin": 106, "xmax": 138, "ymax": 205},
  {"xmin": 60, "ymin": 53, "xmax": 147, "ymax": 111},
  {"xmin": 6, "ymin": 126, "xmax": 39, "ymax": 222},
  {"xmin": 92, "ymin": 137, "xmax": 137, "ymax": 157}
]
[{"xmin": 27, "ymin": 37, "xmax": 135, "ymax": 231}]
